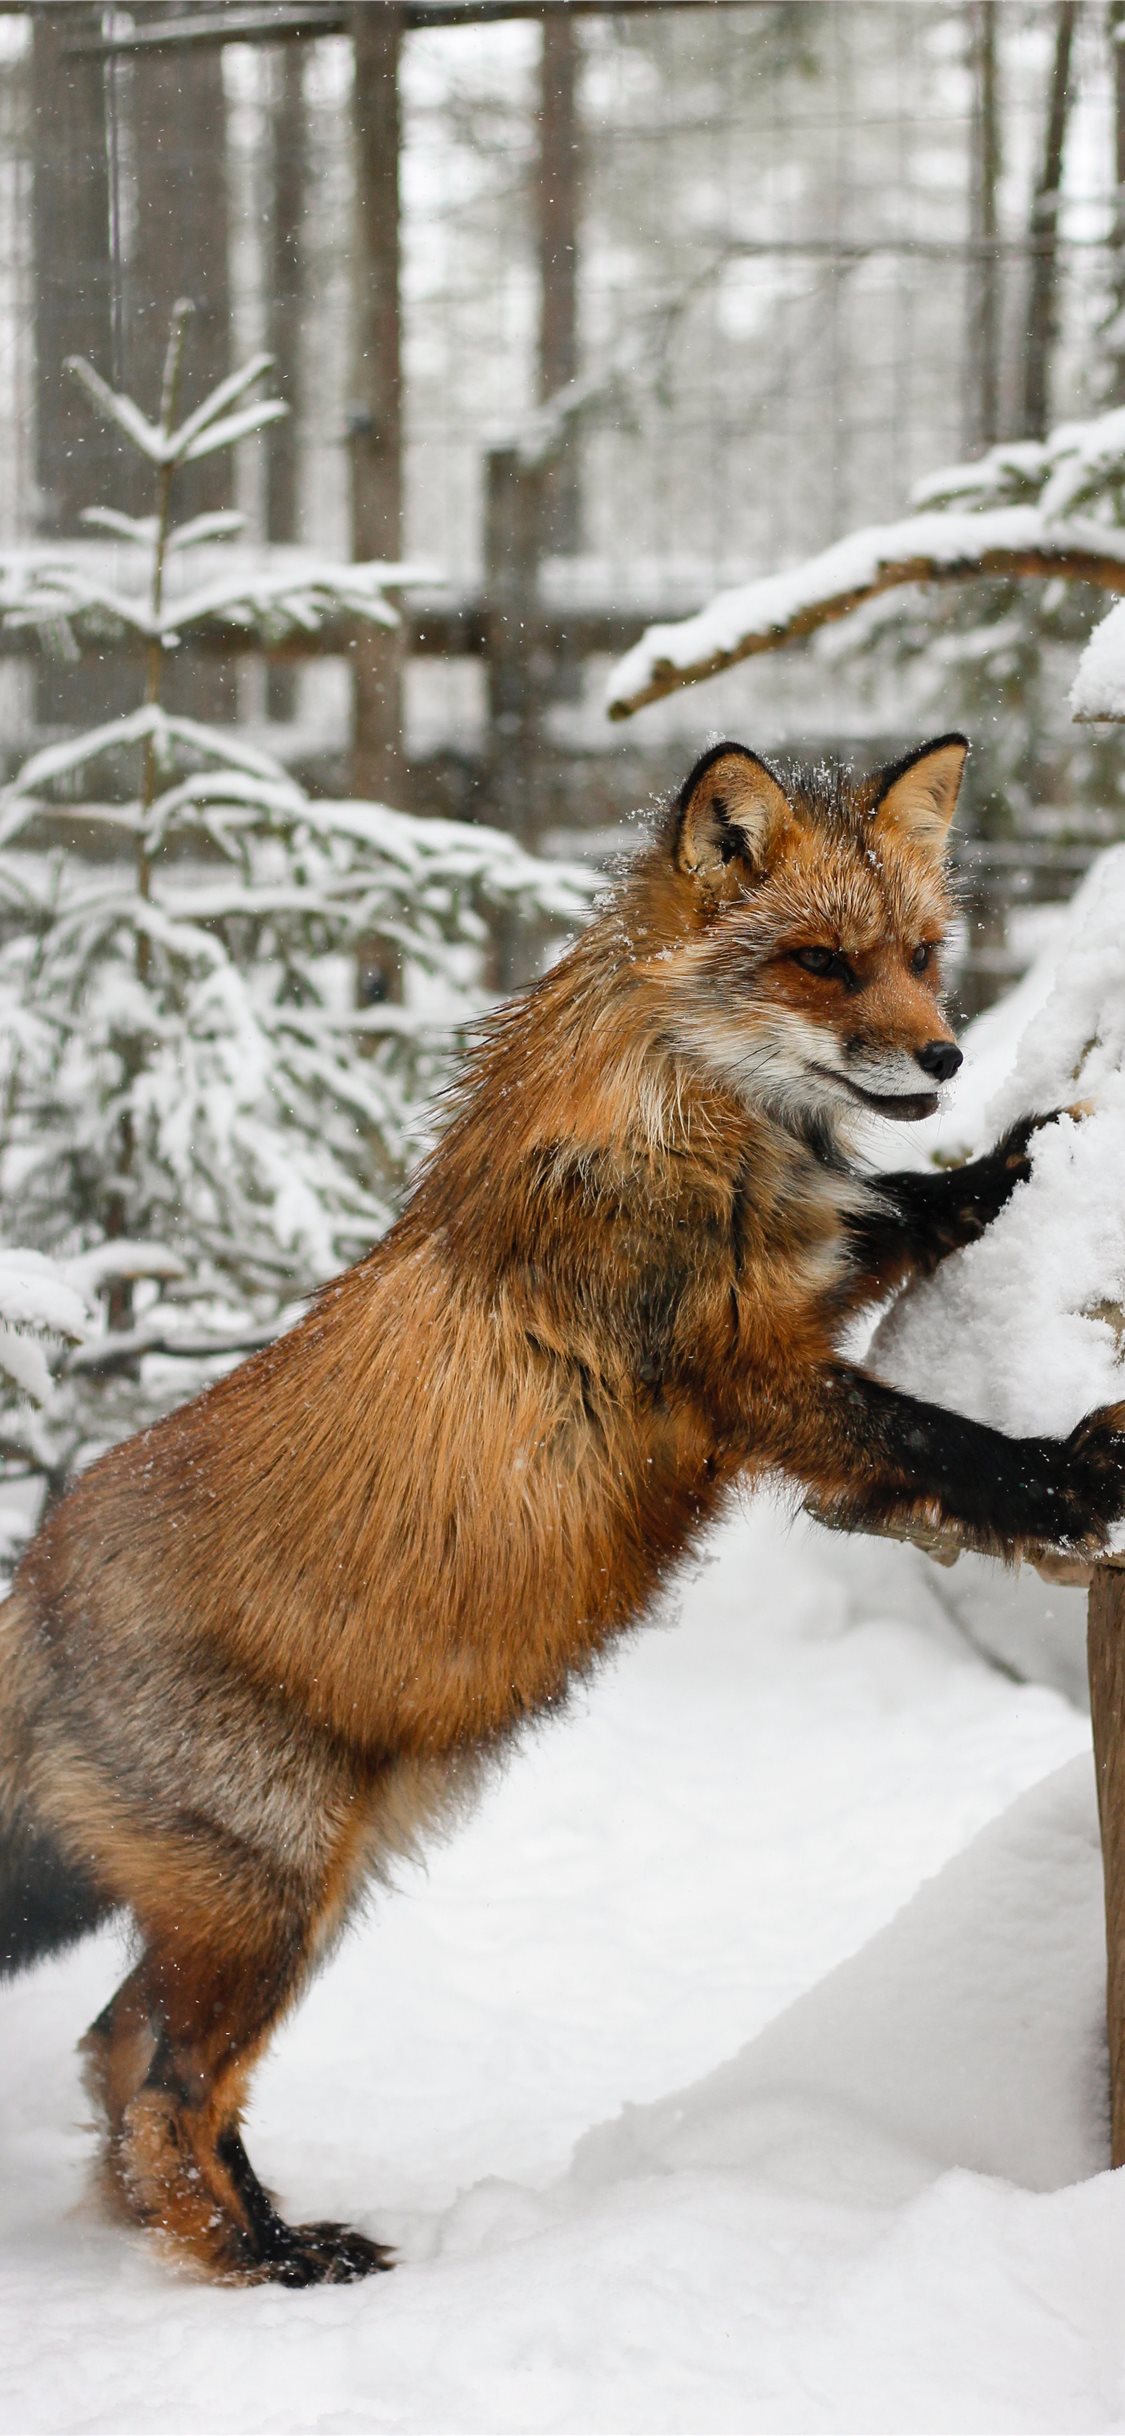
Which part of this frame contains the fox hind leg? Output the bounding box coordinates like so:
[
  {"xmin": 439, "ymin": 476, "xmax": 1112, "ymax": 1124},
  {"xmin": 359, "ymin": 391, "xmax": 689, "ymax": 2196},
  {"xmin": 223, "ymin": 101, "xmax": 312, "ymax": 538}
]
[{"xmin": 81, "ymin": 1879, "xmax": 391, "ymax": 2286}]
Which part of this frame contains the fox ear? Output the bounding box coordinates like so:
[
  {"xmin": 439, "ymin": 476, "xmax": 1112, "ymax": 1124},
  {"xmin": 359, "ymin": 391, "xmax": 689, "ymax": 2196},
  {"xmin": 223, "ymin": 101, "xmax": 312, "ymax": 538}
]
[
  {"xmin": 674, "ymin": 744, "xmax": 793, "ymax": 890},
  {"xmin": 871, "ymin": 734, "xmax": 968, "ymax": 855}
]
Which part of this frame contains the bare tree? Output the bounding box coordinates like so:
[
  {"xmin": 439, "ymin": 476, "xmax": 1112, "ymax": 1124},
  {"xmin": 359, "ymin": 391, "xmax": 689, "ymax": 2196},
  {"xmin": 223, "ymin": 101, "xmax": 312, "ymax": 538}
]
[
  {"xmin": 965, "ymin": 0, "xmax": 1002, "ymax": 455},
  {"xmin": 265, "ymin": 42, "xmax": 305, "ymax": 721},
  {"xmin": 1107, "ymin": 0, "xmax": 1125, "ymax": 398},
  {"xmin": 1022, "ymin": 0, "xmax": 1080, "ymax": 438},
  {"xmin": 349, "ymin": 1, "xmax": 405, "ymax": 805},
  {"xmin": 538, "ymin": 8, "xmax": 581, "ymax": 557}
]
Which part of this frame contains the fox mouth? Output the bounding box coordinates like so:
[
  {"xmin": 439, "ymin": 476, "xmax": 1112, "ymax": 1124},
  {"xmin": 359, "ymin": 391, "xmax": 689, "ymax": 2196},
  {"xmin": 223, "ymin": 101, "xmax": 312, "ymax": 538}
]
[{"xmin": 813, "ymin": 1066, "xmax": 940, "ymax": 1122}]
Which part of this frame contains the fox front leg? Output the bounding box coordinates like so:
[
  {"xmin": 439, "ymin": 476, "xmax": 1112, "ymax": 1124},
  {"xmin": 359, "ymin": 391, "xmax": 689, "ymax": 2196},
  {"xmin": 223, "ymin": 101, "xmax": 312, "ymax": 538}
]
[
  {"xmin": 769, "ymin": 1361, "xmax": 1125, "ymax": 1562},
  {"xmin": 843, "ymin": 1112, "xmax": 1065, "ymax": 1305}
]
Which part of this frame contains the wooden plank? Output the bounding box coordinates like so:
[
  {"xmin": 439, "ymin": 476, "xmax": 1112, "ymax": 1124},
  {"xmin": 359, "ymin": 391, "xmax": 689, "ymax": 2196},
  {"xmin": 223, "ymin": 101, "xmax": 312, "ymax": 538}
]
[
  {"xmin": 1088, "ymin": 1562, "xmax": 1125, "ymax": 2165},
  {"xmin": 67, "ymin": 2, "xmax": 764, "ymax": 58},
  {"xmin": 0, "ymin": 602, "xmax": 695, "ymax": 661}
]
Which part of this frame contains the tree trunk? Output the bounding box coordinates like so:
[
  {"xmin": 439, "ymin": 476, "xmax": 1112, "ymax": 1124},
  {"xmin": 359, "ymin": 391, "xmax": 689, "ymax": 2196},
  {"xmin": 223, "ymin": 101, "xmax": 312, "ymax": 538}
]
[
  {"xmin": 31, "ymin": 5, "xmax": 116, "ymax": 534},
  {"xmin": 30, "ymin": 6, "xmax": 129, "ymax": 729},
  {"xmin": 964, "ymin": 0, "xmax": 1001, "ymax": 456},
  {"xmin": 1021, "ymin": 0, "xmax": 1080, "ymax": 439},
  {"xmin": 538, "ymin": 8, "xmax": 581, "ymax": 555},
  {"xmin": 1088, "ymin": 1561, "xmax": 1125, "ymax": 2164},
  {"xmin": 349, "ymin": 2, "xmax": 404, "ymax": 805},
  {"xmin": 126, "ymin": 8, "xmax": 234, "ymax": 721},
  {"xmin": 1108, "ymin": 0, "xmax": 1125, "ymax": 400},
  {"xmin": 536, "ymin": 7, "xmax": 583, "ymax": 728},
  {"xmin": 265, "ymin": 43, "xmax": 305, "ymax": 723}
]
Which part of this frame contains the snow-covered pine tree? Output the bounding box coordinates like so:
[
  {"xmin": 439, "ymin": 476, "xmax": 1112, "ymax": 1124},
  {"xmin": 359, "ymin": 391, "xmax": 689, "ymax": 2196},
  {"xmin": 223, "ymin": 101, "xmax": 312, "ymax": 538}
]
[{"xmin": 0, "ymin": 309, "xmax": 594, "ymax": 1511}]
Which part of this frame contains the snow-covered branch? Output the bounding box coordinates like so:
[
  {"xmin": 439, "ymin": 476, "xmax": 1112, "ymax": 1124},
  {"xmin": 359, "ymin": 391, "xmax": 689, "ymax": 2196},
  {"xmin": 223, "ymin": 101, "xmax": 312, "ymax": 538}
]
[
  {"xmin": 605, "ymin": 508, "xmax": 1125, "ymax": 719},
  {"xmin": 0, "ymin": 541, "xmax": 429, "ymax": 652}
]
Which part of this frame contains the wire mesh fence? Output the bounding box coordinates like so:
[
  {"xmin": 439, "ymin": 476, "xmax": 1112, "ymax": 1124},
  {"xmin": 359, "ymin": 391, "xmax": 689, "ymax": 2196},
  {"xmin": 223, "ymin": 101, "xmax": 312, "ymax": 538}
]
[{"xmin": 1, "ymin": 1, "xmax": 1124, "ymax": 995}]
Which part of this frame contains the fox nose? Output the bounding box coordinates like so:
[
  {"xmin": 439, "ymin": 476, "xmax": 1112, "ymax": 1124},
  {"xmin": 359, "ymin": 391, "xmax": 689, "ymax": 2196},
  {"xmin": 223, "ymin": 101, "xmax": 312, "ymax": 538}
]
[{"xmin": 915, "ymin": 1040, "xmax": 963, "ymax": 1083}]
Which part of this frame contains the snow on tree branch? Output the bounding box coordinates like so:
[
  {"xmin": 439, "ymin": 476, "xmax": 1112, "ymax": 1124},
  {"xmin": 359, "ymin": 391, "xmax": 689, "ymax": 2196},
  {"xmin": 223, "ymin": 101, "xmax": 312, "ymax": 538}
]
[
  {"xmin": 605, "ymin": 510, "xmax": 1125, "ymax": 719},
  {"xmin": 0, "ymin": 321, "xmax": 597, "ymax": 1516},
  {"xmin": 606, "ymin": 402, "xmax": 1125, "ymax": 720}
]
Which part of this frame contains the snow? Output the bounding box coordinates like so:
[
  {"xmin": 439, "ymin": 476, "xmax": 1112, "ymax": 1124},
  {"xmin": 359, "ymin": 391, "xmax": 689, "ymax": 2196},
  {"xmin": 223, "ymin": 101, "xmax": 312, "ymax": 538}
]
[
  {"xmin": 0, "ymin": 1249, "xmax": 88, "ymax": 1345},
  {"xmin": 1, "ymin": 1492, "xmax": 1116, "ymax": 2435},
  {"xmin": 914, "ymin": 402, "xmax": 1125, "ymax": 525},
  {"xmin": 604, "ymin": 507, "xmax": 1125, "ymax": 718},
  {"xmin": 66, "ymin": 347, "xmax": 288, "ymax": 470},
  {"xmin": 1071, "ymin": 599, "xmax": 1125, "ymax": 722},
  {"xmin": 872, "ymin": 848, "xmax": 1125, "ymax": 1543}
]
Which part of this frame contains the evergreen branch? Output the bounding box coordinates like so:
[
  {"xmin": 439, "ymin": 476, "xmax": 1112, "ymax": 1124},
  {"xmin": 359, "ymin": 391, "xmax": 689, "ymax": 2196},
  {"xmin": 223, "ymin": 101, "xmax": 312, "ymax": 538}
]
[
  {"xmin": 68, "ymin": 1319, "xmax": 281, "ymax": 1378},
  {"xmin": 180, "ymin": 400, "xmax": 289, "ymax": 462},
  {"xmin": 65, "ymin": 356, "xmax": 170, "ymax": 461},
  {"xmin": 165, "ymin": 350, "xmax": 277, "ymax": 456}
]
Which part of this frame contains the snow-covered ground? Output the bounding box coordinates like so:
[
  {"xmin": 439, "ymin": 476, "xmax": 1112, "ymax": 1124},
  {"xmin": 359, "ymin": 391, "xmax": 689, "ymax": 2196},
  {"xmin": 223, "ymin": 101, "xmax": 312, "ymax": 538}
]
[{"xmin": 0, "ymin": 1494, "xmax": 1112, "ymax": 2435}]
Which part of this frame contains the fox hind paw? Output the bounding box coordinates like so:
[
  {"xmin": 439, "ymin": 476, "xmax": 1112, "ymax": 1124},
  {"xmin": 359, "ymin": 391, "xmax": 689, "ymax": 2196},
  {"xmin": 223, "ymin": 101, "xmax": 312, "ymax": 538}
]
[{"xmin": 239, "ymin": 2218, "xmax": 394, "ymax": 2288}]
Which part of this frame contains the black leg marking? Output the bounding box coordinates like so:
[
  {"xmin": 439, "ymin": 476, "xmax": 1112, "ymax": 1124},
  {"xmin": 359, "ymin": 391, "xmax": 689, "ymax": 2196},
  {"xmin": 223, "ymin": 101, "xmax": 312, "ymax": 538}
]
[{"xmin": 215, "ymin": 2125, "xmax": 395, "ymax": 2286}]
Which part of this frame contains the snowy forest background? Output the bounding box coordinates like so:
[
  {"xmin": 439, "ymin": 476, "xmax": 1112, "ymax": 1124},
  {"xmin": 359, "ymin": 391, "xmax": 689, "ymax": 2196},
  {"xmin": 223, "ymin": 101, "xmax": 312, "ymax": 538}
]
[{"xmin": 9, "ymin": 8, "xmax": 1125, "ymax": 2432}]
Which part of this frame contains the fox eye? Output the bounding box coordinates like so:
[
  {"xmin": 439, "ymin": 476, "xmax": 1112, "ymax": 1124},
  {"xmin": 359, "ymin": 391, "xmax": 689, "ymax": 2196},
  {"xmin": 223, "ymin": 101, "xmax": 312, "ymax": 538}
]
[
  {"xmin": 911, "ymin": 941, "xmax": 934, "ymax": 975},
  {"xmin": 791, "ymin": 945, "xmax": 853, "ymax": 985}
]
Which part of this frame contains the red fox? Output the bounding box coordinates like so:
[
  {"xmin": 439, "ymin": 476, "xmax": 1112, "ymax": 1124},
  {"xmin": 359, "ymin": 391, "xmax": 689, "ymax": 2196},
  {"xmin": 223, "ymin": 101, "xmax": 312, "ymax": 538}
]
[{"xmin": 2, "ymin": 733, "xmax": 1123, "ymax": 2286}]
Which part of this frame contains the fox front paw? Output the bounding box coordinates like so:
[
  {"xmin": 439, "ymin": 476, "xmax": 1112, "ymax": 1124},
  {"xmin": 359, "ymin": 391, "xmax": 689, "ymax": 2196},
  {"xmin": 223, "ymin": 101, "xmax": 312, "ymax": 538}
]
[
  {"xmin": 993, "ymin": 1107, "xmax": 1071, "ymax": 1180},
  {"xmin": 1052, "ymin": 1402, "xmax": 1125, "ymax": 1549},
  {"xmin": 958, "ymin": 1108, "xmax": 1082, "ymax": 1243}
]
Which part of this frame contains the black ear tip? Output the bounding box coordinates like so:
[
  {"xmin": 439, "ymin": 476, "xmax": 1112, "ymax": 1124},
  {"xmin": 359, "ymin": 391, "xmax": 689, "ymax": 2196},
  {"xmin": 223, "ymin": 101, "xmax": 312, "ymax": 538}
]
[
  {"xmin": 676, "ymin": 739, "xmax": 785, "ymax": 815},
  {"xmin": 675, "ymin": 740, "xmax": 751, "ymax": 813},
  {"xmin": 873, "ymin": 732, "xmax": 970, "ymax": 807}
]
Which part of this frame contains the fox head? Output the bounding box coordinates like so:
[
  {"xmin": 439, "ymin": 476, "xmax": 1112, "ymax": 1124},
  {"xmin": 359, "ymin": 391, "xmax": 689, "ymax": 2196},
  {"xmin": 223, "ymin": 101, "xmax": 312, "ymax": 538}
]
[{"xmin": 641, "ymin": 735, "xmax": 967, "ymax": 1126}]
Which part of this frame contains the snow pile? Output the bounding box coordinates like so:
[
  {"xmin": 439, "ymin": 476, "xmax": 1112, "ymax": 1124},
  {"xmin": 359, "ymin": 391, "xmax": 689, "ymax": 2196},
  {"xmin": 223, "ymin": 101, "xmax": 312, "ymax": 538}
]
[
  {"xmin": 1072, "ymin": 598, "xmax": 1125, "ymax": 722},
  {"xmin": 872, "ymin": 848, "xmax": 1125, "ymax": 1530},
  {"xmin": 0, "ymin": 1497, "xmax": 1108, "ymax": 2433}
]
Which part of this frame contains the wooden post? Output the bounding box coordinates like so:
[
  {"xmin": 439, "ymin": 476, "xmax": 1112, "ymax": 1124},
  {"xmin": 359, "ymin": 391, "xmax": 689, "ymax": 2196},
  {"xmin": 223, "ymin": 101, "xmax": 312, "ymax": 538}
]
[
  {"xmin": 485, "ymin": 444, "xmax": 543, "ymax": 815},
  {"xmin": 484, "ymin": 443, "xmax": 545, "ymax": 984},
  {"xmin": 349, "ymin": 2, "xmax": 405, "ymax": 805},
  {"xmin": 1088, "ymin": 1560, "xmax": 1125, "ymax": 2164}
]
